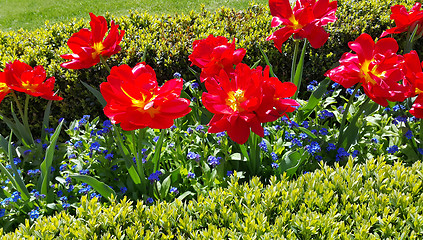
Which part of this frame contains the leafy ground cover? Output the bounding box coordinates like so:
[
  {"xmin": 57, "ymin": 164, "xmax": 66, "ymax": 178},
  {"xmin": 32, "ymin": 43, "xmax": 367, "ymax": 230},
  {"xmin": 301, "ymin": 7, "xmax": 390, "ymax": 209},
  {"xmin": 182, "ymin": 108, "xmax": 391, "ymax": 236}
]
[
  {"xmin": 0, "ymin": 0, "xmax": 423, "ymax": 236},
  {"xmin": 0, "ymin": 0, "xmax": 266, "ymax": 31}
]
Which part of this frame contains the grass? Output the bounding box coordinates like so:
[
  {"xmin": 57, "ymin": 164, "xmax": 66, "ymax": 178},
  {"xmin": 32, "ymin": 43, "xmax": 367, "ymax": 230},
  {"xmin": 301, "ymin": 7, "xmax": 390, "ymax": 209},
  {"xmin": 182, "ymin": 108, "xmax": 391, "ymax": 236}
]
[{"xmin": 0, "ymin": 0, "xmax": 267, "ymax": 31}]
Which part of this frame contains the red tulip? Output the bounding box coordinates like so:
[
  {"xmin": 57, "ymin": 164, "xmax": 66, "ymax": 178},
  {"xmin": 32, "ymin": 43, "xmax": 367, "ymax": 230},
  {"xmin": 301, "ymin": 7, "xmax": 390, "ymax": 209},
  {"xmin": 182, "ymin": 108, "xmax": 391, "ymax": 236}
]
[
  {"xmin": 402, "ymin": 50, "xmax": 423, "ymax": 118},
  {"xmin": 61, "ymin": 13, "xmax": 125, "ymax": 69},
  {"xmin": 189, "ymin": 35, "xmax": 246, "ymax": 82},
  {"xmin": 202, "ymin": 63, "xmax": 298, "ymax": 144},
  {"xmin": 325, "ymin": 33, "xmax": 410, "ymax": 107},
  {"xmin": 0, "ymin": 72, "xmax": 11, "ymax": 104},
  {"xmin": 100, "ymin": 63, "xmax": 191, "ymax": 130},
  {"xmin": 266, "ymin": 0, "xmax": 337, "ymax": 51},
  {"xmin": 4, "ymin": 60, "xmax": 62, "ymax": 101},
  {"xmin": 381, "ymin": 3, "xmax": 423, "ymax": 38}
]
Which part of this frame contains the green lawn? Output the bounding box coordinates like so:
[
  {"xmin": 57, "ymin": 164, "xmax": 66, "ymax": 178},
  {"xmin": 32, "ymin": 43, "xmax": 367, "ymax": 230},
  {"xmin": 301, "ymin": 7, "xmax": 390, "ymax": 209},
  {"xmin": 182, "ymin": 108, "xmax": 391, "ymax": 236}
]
[{"xmin": 0, "ymin": 0, "xmax": 267, "ymax": 31}]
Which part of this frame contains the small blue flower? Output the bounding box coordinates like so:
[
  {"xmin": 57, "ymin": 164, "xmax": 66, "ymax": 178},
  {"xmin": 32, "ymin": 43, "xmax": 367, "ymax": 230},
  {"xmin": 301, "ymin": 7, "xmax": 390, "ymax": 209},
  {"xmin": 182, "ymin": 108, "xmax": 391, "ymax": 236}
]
[
  {"xmin": 271, "ymin": 152, "xmax": 278, "ymax": 161},
  {"xmin": 187, "ymin": 152, "xmax": 201, "ymax": 162},
  {"xmin": 331, "ymin": 82, "xmax": 339, "ymax": 88},
  {"xmin": 227, "ymin": 171, "xmax": 233, "ymax": 176},
  {"xmin": 148, "ymin": 170, "xmax": 162, "ymax": 183},
  {"xmin": 336, "ymin": 147, "xmax": 350, "ymax": 161},
  {"xmin": 13, "ymin": 157, "xmax": 21, "ymax": 165},
  {"xmin": 187, "ymin": 172, "xmax": 196, "ymax": 179},
  {"xmin": 195, "ymin": 125, "xmax": 204, "ymax": 132},
  {"xmin": 146, "ymin": 198, "xmax": 154, "ymax": 204},
  {"xmin": 120, "ymin": 187, "xmax": 127, "ymax": 194},
  {"xmin": 319, "ymin": 128, "xmax": 328, "ymax": 135},
  {"xmin": 387, "ymin": 145, "xmax": 399, "ymax": 154},
  {"xmin": 23, "ymin": 150, "xmax": 32, "ymax": 156},
  {"xmin": 29, "ymin": 209, "xmax": 40, "ymax": 219},
  {"xmin": 271, "ymin": 162, "xmax": 279, "ymax": 169},
  {"xmin": 299, "ymin": 133, "xmax": 308, "ymax": 139},
  {"xmin": 301, "ymin": 121, "xmax": 309, "ymax": 128},
  {"xmin": 284, "ymin": 131, "xmax": 293, "ymax": 140},
  {"xmin": 352, "ymin": 150, "xmax": 360, "ymax": 158},
  {"xmin": 173, "ymin": 72, "xmax": 181, "ymax": 79},
  {"xmin": 307, "ymin": 85, "xmax": 315, "ymax": 92},
  {"xmin": 191, "ymin": 82, "xmax": 199, "ymax": 89},
  {"xmin": 207, "ymin": 156, "xmax": 221, "ymax": 168},
  {"xmin": 326, "ymin": 143, "xmax": 336, "ymax": 151},
  {"xmin": 11, "ymin": 191, "xmax": 21, "ymax": 202},
  {"xmin": 105, "ymin": 153, "xmax": 114, "ymax": 160},
  {"xmin": 103, "ymin": 120, "xmax": 112, "ymax": 129},
  {"xmin": 418, "ymin": 148, "xmax": 423, "ymax": 155},
  {"xmin": 291, "ymin": 138, "xmax": 302, "ymax": 147},
  {"xmin": 187, "ymin": 127, "xmax": 193, "ymax": 134},
  {"xmin": 288, "ymin": 121, "xmax": 299, "ymax": 128},
  {"xmin": 259, "ymin": 140, "xmax": 268, "ymax": 152},
  {"xmin": 264, "ymin": 128, "xmax": 270, "ymax": 136},
  {"xmin": 306, "ymin": 141, "xmax": 321, "ymax": 156},
  {"xmin": 74, "ymin": 141, "xmax": 83, "ymax": 149},
  {"xmin": 62, "ymin": 203, "xmax": 71, "ymax": 210},
  {"xmin": 78, "ymin": 115, "xmax": 90, "ymax": 126},
  {"xmin": 216, "ymin": 131, "xmax": 226, "ymax": 137},
  {"xmin": 111, "ymin": 165, "xmax": 118, "ymax": 171},
  {"xmin": 318, "ymin": 110, "xmax": 334, "ymax": 119},
  {"xmin": 405, "ymin": 130, "xmax": 413, "ymax": 140},
  {"xmin": 57, "ymin": 190, "xmax": 63, "ymax": 197},
  {"xmin": 0, "ymin": 208, "xmax": 5, "ymax": 218},
  {"xmin": 67, "ymin": 185, "xmax": 74, "ymax": 192},
  {"xmin": 79, "ymin": 169, "xmax": 89, "ymax": 175},
  {"xmin": 90, "ymin": 142, "xmax": 100, "ymax": 151},
  {"xmin": 60, "ymin": 163, "xmax": 68, "ymax": 172},
  {"xmin": 315, "ymin": 155, "xmax": 322, "ymax": 161},
  {"xmin": 170, "ymin": 187, "xmax": 179, "ymax": 195},
  {"xmin": 45, "ymin": 128, "xmax": 54, "ymax": 133},
  {"xmin": 60, "ymin": 196, "xmax": 68, "ymax": 202},
  {"xmin": 153, "ymin": 136, "xmax": 160, "ymax": 142},
  {"xmin": 371, "ymin": 138, "xmax": 379, "ymax": 144}
]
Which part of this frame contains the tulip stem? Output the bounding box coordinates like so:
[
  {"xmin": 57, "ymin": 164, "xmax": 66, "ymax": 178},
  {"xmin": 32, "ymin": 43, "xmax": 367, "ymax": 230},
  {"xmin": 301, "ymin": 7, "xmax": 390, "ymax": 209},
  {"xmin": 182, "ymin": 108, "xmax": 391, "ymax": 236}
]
[
  {"xmin": 405, "ymin": 24, "xmax": 419, "ymax": 53},
  {"xmin": 338, "ymin": 83, "xmax": 361, "ymax": 142},
  {"xmin": 11, "ymin": 91, "xmax": 25, "ymax": 124},
  {"xmin": 100, "ymin": 56, "xmax": 111, "ymax": 73},
  {"xmin": 291, "ymin": 39, "xmax": 300, "ymax": 84}
]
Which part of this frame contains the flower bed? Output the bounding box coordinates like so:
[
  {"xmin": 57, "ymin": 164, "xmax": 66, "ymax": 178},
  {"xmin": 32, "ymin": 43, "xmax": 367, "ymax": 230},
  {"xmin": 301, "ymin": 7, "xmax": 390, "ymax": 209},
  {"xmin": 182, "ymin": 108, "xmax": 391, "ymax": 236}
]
[{"xmin": 1, "ymin": 0, "xmax": 423, "ymax": 236}]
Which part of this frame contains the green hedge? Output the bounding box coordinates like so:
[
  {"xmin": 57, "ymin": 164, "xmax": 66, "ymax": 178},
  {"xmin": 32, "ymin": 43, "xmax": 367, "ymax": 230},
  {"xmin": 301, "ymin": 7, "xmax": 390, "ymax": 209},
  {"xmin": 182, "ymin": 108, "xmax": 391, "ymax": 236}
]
[
  {"xmin": 1, "ymin": 156, "xmax": 423, "ymax": 239},
  {"xmin": 0, "ymin": 0, "xmax": 418, "ymax": 135}
]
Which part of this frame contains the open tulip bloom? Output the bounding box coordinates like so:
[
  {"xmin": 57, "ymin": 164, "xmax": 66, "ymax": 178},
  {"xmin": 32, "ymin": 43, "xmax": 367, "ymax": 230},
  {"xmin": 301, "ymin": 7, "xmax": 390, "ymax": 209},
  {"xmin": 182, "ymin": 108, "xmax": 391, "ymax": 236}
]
[
  {"xmin": 402, "ymin": 51, "xmax": 423, "ymax": 118},
  {"xmin": 0, "ymin": 72, "xmax": 11, "ymax": 104},
  {"xmin": 325, "ymin": 33, "xmax": 411, "ymax": 107},
  {"xmin": 61, "ymin": 13, "xmax": 125, "ymax": 69},
  {"xmin": 189, "ymin": 35, "xmax": 246, "ymax": 82},
  {"xmin": 4, "ymin": 60, "xmax": 63, "ymax": 101},
  {"xmin": 202, "ymin": 63, "xmax": 299, "ymax": 144},
  {"xmin": 380, "ymin": 3, "xmax": 423, "ymax": 39},
  {"xmin": 266, "ymin": 0, "xmax": 338, "ymax": 51},
  {"xmin": 100, "ymin": 63, "xmax": 191, "ymax": 131}
]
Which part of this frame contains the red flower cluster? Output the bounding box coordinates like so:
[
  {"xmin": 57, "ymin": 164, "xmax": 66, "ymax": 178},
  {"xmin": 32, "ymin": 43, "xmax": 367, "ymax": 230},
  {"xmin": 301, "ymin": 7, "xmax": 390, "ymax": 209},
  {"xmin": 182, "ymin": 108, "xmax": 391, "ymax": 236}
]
[
  {"xmin": 267, "ymin": 0, "xmax": 338, "ymax": 51},
  {"xmin": 380, "ymin": 3, "xmax": 423, "ymax": 38},
  {"xmin": 189, "ymin": 35, "xmax": 246, "ymax": 82},
  {"xmin": 61, "ymin": 13, "xmax": 124, "ymax": 69},
  {"xmin": 0, "ymin": 60, "xmax": 63, "ymax": 103},
  {"xmin": 202, "ymin": 63, "xmax": 299, "ymax": 144},
  {"xmin": 325, "ymin": 33, "xmax": 411, "ymax": 107},
  {"xmin": 100, "ymin": 63, "xmax": 191, "ymax": 130}
]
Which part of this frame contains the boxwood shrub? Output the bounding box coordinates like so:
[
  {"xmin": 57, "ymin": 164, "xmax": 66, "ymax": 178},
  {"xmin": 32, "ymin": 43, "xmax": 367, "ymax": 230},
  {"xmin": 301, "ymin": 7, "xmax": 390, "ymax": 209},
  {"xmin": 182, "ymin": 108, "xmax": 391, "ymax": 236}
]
[
  {"xmin": 0, "ymin": 0, "xmax": 418, "ymax": 137},
  {"xmin": 1, "ymin": 156, "xmax": 423, "ymax": 239}
]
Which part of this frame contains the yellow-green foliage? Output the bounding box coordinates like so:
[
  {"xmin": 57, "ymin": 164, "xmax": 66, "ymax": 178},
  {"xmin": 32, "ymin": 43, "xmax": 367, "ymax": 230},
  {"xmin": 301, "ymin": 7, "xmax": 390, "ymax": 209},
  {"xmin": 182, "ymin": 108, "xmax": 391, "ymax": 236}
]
[
  {"xmin": 2, "ymin": 156, "xmax": 423, "ymax": 239},
  {"xmin": 0, "ymin": 0, "xmax": 418, "ymax": 134}
]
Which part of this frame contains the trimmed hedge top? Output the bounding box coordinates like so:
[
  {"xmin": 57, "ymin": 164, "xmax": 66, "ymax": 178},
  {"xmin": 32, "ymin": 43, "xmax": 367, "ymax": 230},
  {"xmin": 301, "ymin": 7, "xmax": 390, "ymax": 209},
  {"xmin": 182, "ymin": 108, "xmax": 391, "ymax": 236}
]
[{"xmin": 2, "ymin": 156, "xmax": 423, "ymax": 239}]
